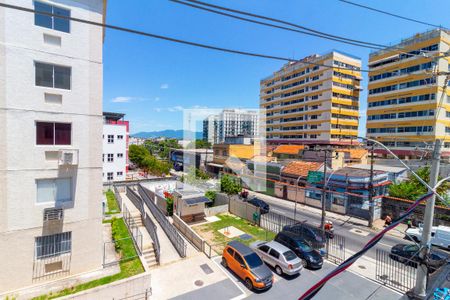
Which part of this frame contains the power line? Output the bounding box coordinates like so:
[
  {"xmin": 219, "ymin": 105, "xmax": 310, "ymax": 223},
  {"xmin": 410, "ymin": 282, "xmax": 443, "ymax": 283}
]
[
  {"xmin": 0, "ymin": 2, "xmax": 369, "ymax": 72},
  {"xmin": 170, "ymin": 0, "xmax": 385, "ymax": 50},
  {"xmin": 339, "ymin": 0, "xmax": 447, "ymax": 29},
  {"xmin": 172, "ymin": 0, "xmax": 446, "ymax": 57}
]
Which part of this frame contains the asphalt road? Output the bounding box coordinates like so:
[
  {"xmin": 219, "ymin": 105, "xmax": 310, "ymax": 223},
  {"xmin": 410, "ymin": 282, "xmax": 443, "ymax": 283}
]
[{"xmin": 249, "ymin": 191, "xmax": 412, "ymax": 260}]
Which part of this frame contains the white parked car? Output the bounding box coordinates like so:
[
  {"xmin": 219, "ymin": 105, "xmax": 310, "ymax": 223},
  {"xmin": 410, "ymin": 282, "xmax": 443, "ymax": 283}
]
[
  {"xmin": 250, "ymin": 240, "xmax": 303, "ymax": 276},
  {"xmin": 406, "ymin": 225, "xmax": 450, "ymax": 249}
]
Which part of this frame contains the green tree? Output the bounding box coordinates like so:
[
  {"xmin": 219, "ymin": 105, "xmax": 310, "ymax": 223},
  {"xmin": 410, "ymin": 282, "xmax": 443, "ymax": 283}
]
[
  {"xmin": 129, "ymin": 145, "xmax": 150, "ymax": 166},
  {"xmin": 205, "ymin": 190, "xmax": 216, "ymax": 207},
  {"xmin": 388, "ymin": 166, "xmax": 450, "ymax": 206},
  {"xmin": 220, "ymin": 174, "xmax": 242, "ymax": 195},
  {"xmin": 187, "ymin": 139, "xmax": 211, "ymax": 149}
]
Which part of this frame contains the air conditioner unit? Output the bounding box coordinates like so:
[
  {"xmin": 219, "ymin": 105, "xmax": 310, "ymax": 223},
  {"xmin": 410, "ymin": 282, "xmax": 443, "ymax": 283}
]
[
  {"xmin": 59, "ymin": 149, "xmax": 78, "ymax": 166},
  {"xmin": 43, "ymin": 208, "xmax": 64, "ymax": 221}
]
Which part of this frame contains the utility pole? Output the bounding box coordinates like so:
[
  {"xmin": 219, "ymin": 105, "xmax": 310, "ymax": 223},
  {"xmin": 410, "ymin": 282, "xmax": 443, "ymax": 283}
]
[
  {"xmin": 368, "ymin": 143, "xmax": 375, "ymax": 228},
  {"xmin": 412, "ymin": 139, "xmax": 442, "ymax": 299},
  {"xmin": 320, "ymin": 149, "xmax": 328, "ymax": 231}
]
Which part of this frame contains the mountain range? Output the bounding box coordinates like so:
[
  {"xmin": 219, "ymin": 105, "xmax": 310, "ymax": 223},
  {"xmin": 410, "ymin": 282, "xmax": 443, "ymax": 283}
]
[{"xmin": 132, "ymin": 130, "xmax": 202, "ymax": 139}]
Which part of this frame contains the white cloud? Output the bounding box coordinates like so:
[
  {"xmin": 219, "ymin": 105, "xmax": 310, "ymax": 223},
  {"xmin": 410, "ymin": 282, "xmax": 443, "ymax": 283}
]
[
  {"xmin": 154, "ymin": 108, "xmax": 162, "ymax": 112},
  {"xmin": 167, "ymin": 105, "xmax": 184, "ymax": 112},
  {"xmin": 112, "ymin": 96, "xmax": 133, "ymax": 103},
  {"xmin": 160, "ymin": 83, "xmax": 169, "ymax": 89},
  {"xmin": 154, "ymin": 97, "xmax": 160, "ymax": 102}
]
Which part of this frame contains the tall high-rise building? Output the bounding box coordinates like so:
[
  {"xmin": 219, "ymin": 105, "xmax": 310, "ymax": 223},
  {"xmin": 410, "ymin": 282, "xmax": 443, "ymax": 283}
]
[
  {"xmin": 366, "ymin": 29, "xmax": 450, "ymax": 158},
  {"xmin": 0, "ymin": 0, "xmax": 106, "ymax": 292},
  {"xmin": 103, "ymin": 112, "xmax": 129, "ymax": 182},
  {"xmin": 203, "ymin": 109, "xmax": 259, "ymax": 144},
  {"xmin": 260, "ymin": 51, "xmax": 362, "ymax": 145}
]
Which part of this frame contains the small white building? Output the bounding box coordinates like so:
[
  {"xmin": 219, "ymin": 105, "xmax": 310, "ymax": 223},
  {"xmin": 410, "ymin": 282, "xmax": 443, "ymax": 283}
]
[{"xmin": 103, "ymin": 112, "xmax": 129, "ymax": 182}]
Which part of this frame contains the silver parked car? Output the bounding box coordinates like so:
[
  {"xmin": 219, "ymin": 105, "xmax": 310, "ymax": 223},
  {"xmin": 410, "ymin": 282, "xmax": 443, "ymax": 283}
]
[{"xmin": 250, "ymin": 240, "xmax": 303, "ymax": 276}]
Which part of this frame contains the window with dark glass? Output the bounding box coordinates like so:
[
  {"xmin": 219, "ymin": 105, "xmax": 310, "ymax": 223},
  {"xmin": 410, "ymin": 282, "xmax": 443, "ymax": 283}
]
[
  {"xmin": 36, "ymin": 122, "xmax": 71, "ymax": 145},
  {"xmin": 35, "ymin": 232, "xmax": 71, "ymax": 259},
  {"xmin": 34, "ymin": 1, "xmax": 70, "ymax": 33},
  {"xmin": 35, "ymin": 62, "xmax": 71, "ymax": 89}
]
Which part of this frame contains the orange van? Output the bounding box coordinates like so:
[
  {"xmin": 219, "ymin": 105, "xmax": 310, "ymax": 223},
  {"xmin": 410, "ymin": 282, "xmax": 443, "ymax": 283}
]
[{"xmin": 222, "ymin": 240, "xmax": 273, "ymax": 290}]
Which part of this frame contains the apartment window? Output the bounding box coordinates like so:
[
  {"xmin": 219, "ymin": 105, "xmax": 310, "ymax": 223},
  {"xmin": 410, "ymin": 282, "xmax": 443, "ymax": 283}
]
[
  {"xmin": 36, "ymin": 178, "xmax": 72, "ymax": 204},
  {"xmin": 102, "ymin": 154, "xmax": 104, "ymax": 162},
  {"xmin": 107, "ymin": 172, "xmax": 114, "ymax": 181},
  {"xmin": 35, "ymin": 232, "xmax": 71, "ymax": 259},
  {"xmin": 117, "ymin": 153, "xmax": 123, "ymax": 158},
  {"xmin": 117, "ymin": 135, "xmax": 124, "ymax": 140},
  {"xmin": 35, "ymin": 62, "xmax": 71, "ymax": 89},
  {"xmin": 107, "ymin": 154, "xmax": 114, "ymax": 162},
  {"xmin": 34, "ymin": 2, "xmax": 70, "ymax": 33},
  {"xmin": 117, "ymin": 171, "xmax": 123, "ymax": 176},
  {"xmin": 446, "ymin": 111, "xmax": 450, "ymax": 118},
  {"xmin": 309, "ymin": 134, "xmax": 318, "ymax": 139},
  {"xmin": 107, "ymin": 135, "xmax": 114, "ymax": 143},
  {"xmin": 36, "ymin": 122, "xmax": 71, "ymax": 145}
]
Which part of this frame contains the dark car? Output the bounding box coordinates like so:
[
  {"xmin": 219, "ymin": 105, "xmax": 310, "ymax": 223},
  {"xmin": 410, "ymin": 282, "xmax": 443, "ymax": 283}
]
[
  {"xmin": 283, "ymin": 223, "xmax": 326, "ymax": 250},
  {"xmin": 246, "ymin": 197, "xmax": 270, "ymax": 214},
  {"xmin": 390, "ymin": 243, "xmax": 448, "ymax": 272},
  {"xmin": 275, "ymin": 231, "xmax": 323, "ymax": 269}
]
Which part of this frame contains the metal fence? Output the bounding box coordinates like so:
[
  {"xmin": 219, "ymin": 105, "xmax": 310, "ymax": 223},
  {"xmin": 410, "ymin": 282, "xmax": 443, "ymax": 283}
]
[
  {"xmin": 113, "ymin": 185, "xmax": 123, "ymax": 211},
  {"xmin": 123, "ymin": 204, "xmax": 143, "ymax": 255},
  {"xmin": 142, "ymin": 212, "xmax": 160, "ymax": 264},
  {"xmin": 375, "ymin": 248, "xmax": 418, "ymax": 293},
  {"xmin": 137, "ymin": 184, "xmax": 187, "ymax": 258},
  {"xmin": 114, "ymin": 288, "xmax": 152, "ymax": 300},
  {"xmin": 260, "ymin": 210, "xmax": 346, "ymax": 264},
  {"xmin": 103, "ymin": 237, "xmax": 140, "ymax": 266}
]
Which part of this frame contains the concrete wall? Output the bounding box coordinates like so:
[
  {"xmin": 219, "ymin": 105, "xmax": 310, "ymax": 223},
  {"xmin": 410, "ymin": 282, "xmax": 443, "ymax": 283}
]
[{"xmin": 0, "ymin": 0, "xmax": 104, "ymax": 292}]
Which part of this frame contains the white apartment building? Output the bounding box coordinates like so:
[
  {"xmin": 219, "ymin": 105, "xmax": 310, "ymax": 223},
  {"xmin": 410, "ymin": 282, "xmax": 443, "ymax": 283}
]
[
  {"xmin": 203, "ymin": 109, "xmax": 259, "ymax": 144},
  {"xmin": 0, "ymin": 0, "xmax": 106, "ymax": 293},
  {"xmin": 103, "ymin": 112, "xmax": 129, "ymax": 182}
]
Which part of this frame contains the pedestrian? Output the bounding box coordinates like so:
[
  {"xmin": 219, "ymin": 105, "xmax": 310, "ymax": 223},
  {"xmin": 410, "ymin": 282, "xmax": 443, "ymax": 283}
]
[
  {"xmin": 384, "ymin": 215, "xmax": 392, "ymax": 227},
  {"xmin": 407, "ymin": 219, "xmax": 412, "ymax": 229}
]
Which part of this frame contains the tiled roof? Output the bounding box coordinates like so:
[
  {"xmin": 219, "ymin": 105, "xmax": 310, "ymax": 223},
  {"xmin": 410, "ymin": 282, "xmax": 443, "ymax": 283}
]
[
  {"xmin": 273, "ymin": 145, "xmax": 305, "ymax": 155},
  {"xmin": 251, "ymin": 155, "xmax": 276, "ymax": 162},
  {"xmin": 281, "ymin": 161, "xmax": 323, "ymax": 177},
  {"xmin": 337, "ymin": 148, "xmax": 368, "ymax": 159}
]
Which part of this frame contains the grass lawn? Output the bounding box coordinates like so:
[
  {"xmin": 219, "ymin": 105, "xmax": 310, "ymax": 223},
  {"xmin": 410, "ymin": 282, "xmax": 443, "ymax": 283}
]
[
  {"xmin": 193, "ymin": 213, "xmax": 275, "ymax": 254},
  {"xmin": 105, "ymin": 189, "xmax": 120, "ymax": 215},
  {"xmin": 33, "ymin": 218, "xmax": 144, "ymax": 300}
]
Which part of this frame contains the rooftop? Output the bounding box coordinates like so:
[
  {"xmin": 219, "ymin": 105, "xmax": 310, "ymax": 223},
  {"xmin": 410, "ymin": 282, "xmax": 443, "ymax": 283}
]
[
  {"xmin": 350, "ymin": 164, "xmax": 407, "ymax": 174},
  {"xmin": 331, "ymin": 167, "xmax": 386, "ymax": 178},
  {"xmin": 273, "ymin": 145, "xmax": 305, "ymax": 155},
  {"xmin": 103, "ymin": 111, "xmax": 125, "ymax": 121},
  {"xmin": 336, "ymin": 148, "xmax": 368, "ymax": 159},
  {"xmin": 281, "ymin": 161, "xmax": 323, "ymax": 178}
]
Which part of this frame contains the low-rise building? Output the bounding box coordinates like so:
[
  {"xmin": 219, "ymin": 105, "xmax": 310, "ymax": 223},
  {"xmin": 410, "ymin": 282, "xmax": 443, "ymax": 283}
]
[
  {"xmin": 169, "ymin": 148, "xmax": 213, "ymax": 171},
  {"xmin": 208, "ymin": 143, "xmax": 260, "ymax": 175},
  {"xmin": 272, "ymin": 145, "xmax": 305, "ymax": 159},
  {"xmin": 103, "ymin": 112, "xmax": 129, "ymax": 182},
  {"xmin": 305, "ymin": 167, "xmax": 391, "ymax": 220}
]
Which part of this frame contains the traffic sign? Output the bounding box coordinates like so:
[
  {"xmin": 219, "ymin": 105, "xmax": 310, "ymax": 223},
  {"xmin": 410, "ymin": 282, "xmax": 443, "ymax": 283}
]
[{"xmin": 307, "ymin": 171, "xmax": 323, "ymax": 184}]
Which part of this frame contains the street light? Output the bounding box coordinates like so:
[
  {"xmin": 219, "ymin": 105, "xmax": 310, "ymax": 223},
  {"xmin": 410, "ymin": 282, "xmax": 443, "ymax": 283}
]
[{"xmin": 293, "ymin": 175, "xmax": 301, "ymax": 222}]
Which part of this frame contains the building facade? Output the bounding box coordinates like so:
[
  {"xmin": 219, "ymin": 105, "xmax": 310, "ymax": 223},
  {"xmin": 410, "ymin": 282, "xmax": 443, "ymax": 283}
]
[
  {"xmin": 103, "ymin": 112, "xmax": 129, "ymax": 182},
  {"xmin": 366, "ymin": 29, "xmax": 450, "ymax": 158},
  {"xmin": 0, "ymin": 0, "xmax": 106, "ymax": 292},
  {"xmin": 260, "ymin": 51, "xmax": 362, "ymax": 145},
  {"xmin": 203, "ymin": 109, "xmax": 259, "ymax": 144}
]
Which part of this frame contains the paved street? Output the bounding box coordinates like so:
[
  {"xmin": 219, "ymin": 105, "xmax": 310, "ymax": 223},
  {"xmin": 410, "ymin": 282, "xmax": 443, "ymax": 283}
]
[
  {"xmin": 211, "ymin": 257, "xmax": 401, "ymax": 300},
  {"xmin": 250, "ymin": 191, "xmax": 412, "ymax": 260}
]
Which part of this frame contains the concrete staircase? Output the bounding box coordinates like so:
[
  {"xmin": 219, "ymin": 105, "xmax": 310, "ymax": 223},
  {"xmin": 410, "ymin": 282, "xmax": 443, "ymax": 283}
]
[
  {"xmin": 132, "ymin": 213, "xmax": 159, "ymax": 269},
  {"xmin": 143, "ymin": 245, "xmax": 158, "ymax": 269}
]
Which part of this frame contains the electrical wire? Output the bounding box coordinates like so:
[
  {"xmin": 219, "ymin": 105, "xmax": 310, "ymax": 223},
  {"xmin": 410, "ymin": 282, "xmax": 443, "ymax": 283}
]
[
  {"xmin": 172, "ymin": 0, "xmax": 446, "ymax": 57},
  {"xmin": 299, "ymin": 191, "xmax": 434, "ymax": 300},
  {"xmin": 169, "ymin": 0, "xmax": 385, "ymax": 50},
  {"xmin": 339, "ymin": 0, "xmax": 447, "ymax": 29},
  {"xmin": 0, "ymin": 2, "xmax": 369, "ymax": 73}
]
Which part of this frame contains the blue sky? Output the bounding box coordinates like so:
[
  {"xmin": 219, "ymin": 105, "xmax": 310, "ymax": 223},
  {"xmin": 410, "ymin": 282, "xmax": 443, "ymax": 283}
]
[{"xmin": 102, "ymin": 0, "xmax": 450, "ymax": 135}]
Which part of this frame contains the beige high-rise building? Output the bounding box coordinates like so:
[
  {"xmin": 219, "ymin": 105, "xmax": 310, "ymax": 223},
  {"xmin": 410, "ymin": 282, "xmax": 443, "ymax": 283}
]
[
  {"xmin": 366, "ymin": 29, "xmax": 450, "ymax": 158},
  {"xmin": 0, "ymin": 0, "xmax": 106, "ymax": 293},
  {"xmin": 260, "ymin": 51, "xmax": 362, "ymax": 145}
]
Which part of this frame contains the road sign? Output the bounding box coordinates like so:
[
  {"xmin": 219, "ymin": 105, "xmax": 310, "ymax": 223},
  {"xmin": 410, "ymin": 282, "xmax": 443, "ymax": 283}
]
[{"xmin": 307, "ymin": 171, "xmax": 323, "ymax": 184}]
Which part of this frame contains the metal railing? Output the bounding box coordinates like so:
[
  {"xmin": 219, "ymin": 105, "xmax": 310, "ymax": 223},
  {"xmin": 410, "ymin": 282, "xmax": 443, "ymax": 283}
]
[
  {"xmin": 123, "ymin": 204, "xmax": 144, "ymax": 255},
  {"xmin": 138, "ymin": 184, "xmax": 187, "ymax": 258},
  {"xmin": 126, "ymin": 186, "xmax": 145, "ymax": 215},
  {"xmin": 113, "ymin": 185, "xmax": 123, "ymax": 211},
  {"xmin": 32, "ymin": 253, "xmax": 71, "ymax": 281},
  {"xmin": 260, "ymin": 210, "xmax": 346, "ymax": 263},
  {"xmin": 103, "ymin": 237, "xmax": 140, "ymax": 266},
  {"xmin": 375, "ymin": 248, "xmax": 417, "ymax": 293},
  {"xmin": 142, "ymin": 212, "xmax": 160, "ymax": 264},
  {"xmin": 173, "ymin": 213, "xmax": 204, "ymax": 251}
]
